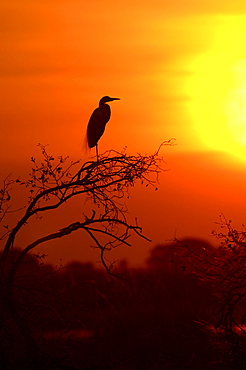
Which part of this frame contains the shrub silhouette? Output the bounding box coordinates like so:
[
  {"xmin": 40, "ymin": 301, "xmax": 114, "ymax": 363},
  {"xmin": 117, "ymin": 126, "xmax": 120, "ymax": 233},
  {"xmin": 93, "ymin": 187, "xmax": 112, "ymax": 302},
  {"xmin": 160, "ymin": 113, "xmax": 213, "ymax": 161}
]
[{"xmin": 175, "ymin": 222, "xmax": 246, "ymax": 368}]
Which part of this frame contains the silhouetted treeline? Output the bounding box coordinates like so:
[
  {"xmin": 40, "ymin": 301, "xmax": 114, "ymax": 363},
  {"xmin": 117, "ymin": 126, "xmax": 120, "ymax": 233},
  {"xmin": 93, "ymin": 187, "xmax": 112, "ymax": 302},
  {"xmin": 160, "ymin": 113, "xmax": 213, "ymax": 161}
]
[{"xmin": 1, "ymin": 238, "xmax": 228, "ymax": 369}]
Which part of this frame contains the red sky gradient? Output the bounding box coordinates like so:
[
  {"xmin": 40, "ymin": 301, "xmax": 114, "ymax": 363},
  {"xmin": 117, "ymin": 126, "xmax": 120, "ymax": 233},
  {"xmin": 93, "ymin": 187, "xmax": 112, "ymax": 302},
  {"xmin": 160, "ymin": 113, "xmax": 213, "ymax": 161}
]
[{"xmin": 2, "ymin": 0, "xmax": 246, "ymax": 266}]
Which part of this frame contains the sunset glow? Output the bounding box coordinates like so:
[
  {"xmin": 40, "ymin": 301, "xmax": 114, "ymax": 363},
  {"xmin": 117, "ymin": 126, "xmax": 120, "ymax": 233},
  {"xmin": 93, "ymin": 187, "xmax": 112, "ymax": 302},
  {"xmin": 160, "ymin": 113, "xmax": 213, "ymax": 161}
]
[
  {"xmin": 2, "ymin": 1, "xmax": 246, "ymax": 267},
  {"xmin": 186, "ymin": 15, "xmax": 246, "ymax": 161}
]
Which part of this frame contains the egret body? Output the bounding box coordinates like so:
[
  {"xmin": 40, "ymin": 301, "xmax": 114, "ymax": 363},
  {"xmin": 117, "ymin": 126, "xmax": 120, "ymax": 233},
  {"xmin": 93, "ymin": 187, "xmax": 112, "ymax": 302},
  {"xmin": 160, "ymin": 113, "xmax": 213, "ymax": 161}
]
[{"xmin": 86, "ymin": 96, "xmax": 120, "ymax": 159}]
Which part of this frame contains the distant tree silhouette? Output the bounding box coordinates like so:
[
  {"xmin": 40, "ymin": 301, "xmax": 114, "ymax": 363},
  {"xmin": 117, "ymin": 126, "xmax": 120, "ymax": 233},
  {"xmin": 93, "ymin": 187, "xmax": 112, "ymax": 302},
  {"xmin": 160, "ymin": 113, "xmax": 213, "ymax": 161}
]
[
  {"xmin": 0, "ymin": 141, "xmax": 174, "ymax": 368},
  {"xmin": 147, "ymin": 238, "xmax": 214, "ymax": 320}
]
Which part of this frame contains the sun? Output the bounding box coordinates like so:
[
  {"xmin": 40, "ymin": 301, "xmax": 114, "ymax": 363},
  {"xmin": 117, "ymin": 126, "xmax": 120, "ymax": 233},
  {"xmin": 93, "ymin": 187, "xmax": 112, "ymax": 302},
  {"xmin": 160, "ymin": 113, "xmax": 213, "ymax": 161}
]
[{"xmin": 186, "ymin": 15, "xmax": 246, "ymax": 162}]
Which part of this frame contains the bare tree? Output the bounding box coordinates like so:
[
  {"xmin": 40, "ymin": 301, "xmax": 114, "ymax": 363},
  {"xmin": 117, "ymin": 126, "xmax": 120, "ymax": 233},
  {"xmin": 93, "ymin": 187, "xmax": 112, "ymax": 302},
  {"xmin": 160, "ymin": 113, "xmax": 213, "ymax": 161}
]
[{"xmin": 0, "ymin": 141, "xmax": 174, "ymax": 368}]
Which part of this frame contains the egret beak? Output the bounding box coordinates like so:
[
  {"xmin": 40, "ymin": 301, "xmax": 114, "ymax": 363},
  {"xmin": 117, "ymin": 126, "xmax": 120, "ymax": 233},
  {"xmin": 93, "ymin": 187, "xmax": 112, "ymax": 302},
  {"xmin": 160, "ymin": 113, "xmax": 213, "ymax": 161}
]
[{"xmin": 110, "ymin": 97, "xmax": 120, "ymax": 101}]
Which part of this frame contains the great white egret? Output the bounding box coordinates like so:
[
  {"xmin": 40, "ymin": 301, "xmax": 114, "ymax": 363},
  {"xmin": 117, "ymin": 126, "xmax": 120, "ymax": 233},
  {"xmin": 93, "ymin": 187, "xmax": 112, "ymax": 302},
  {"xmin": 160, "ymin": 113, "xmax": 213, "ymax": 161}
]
[{"xmin": 86, "ymin": 96, "xmax": 120, "ymax": 160}]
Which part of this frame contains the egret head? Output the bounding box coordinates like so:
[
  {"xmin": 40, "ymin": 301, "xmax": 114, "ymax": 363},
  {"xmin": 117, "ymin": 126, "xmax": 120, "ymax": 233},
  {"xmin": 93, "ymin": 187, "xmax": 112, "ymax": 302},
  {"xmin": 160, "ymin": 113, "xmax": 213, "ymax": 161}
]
[{"xmin": 99, "ymin": 96, "xmax": 120, "ymax": 105}]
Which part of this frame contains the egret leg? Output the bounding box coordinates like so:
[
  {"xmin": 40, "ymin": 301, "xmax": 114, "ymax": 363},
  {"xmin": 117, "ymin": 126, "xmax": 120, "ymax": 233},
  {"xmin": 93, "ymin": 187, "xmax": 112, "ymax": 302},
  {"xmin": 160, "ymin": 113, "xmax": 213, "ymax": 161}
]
[{"xmin": 96, "ymin": 144, "xmax": 99, "ymax": 162}]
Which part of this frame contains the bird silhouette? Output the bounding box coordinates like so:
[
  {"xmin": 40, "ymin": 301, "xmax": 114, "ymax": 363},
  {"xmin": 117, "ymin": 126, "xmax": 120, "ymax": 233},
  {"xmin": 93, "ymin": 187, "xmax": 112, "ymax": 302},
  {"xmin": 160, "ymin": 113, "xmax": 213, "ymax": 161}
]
[{"xmin": 86, "ymin": 96, "xmax": 120, "ymax": 160}]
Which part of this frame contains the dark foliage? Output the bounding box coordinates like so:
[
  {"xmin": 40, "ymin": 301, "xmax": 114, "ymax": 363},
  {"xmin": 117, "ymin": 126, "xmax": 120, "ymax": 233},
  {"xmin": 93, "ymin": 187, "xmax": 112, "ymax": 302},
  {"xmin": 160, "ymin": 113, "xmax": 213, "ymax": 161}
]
[{"xmin": 1, "ymin": 245, "xmax": 218, "ymax": 370}]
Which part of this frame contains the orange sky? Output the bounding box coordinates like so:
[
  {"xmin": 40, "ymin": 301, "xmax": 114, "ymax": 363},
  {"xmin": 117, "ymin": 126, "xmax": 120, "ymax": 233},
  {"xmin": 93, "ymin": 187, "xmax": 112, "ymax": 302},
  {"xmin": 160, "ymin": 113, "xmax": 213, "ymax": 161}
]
[{"xmin": 2, "ymin": 0, "xmax": 246, "ymax": 266}]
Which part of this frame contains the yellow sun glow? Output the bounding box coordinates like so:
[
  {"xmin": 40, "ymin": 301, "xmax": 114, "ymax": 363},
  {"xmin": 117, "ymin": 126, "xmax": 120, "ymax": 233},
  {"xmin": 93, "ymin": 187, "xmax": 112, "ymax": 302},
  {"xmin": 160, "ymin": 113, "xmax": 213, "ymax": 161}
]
[{"xmin": 186, "ymin": 16, "xmax": 246, "ymax": 162}]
